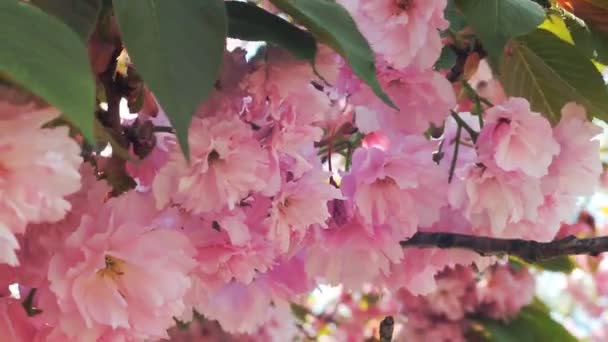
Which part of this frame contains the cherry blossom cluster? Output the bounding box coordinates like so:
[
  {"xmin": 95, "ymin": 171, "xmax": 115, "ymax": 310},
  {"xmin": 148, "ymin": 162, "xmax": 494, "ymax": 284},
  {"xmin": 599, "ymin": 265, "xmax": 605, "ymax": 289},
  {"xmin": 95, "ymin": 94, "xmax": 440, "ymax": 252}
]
[{"xmin": 0, "ymin": 0, "xmax": 602, "ymax": 340}]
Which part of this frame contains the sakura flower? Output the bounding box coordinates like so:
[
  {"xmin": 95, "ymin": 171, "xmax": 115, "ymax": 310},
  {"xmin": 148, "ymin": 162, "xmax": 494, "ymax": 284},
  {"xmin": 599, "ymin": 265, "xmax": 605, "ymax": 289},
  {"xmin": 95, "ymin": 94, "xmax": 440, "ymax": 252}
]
[
  {"xmin": 0, "ymin": 298, "xmax": 36, "ymax": 342},
  {"xmin": 547, "ymin": 102, "xmax": 602, "ymax": 196},
  {"xmin": 267, "ymin": 169, "xmax": 342, "ymax": 252},
  {"xmin": 477, "ymin": 265, "xmax": 535, "ymax": 319},
  {"xmin": 47, "ymin": 192, "xmax": 196, "ymax": 340},
  {"xmin": 342, "ymin": 135, "xmax": 447, "ymax": 237},
  {"xmin": 349, "ymin": 67, "xmax": 456, "ymax": 137},
  {"xmin": 449, "ymin": 164, "xmax": 544, "ymax": 237},
  {"xmin": 477, "ymin": 97, "xmax": 560, "ymax": 178},
  {"xmin": 306, "ymin": 215, "xmax": 403, "ymax": 290},
  {"xmin": 153, "ymin": 115, "xmax": 270, "ymax": 213},
  {"xmin": 0, "ymin": 103, "xmax": 82, "ymax": 265},
  {"xmin": 340, "ymin": 0, "xmax": 448, "ymax": 69}
]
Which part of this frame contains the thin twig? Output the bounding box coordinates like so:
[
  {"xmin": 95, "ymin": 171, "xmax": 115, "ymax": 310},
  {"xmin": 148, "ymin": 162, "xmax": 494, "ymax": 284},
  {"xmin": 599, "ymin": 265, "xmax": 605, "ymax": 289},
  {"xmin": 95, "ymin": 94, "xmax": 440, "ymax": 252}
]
[
  {"xmin": 401, "ymin": 232, "xmax": 608, "ymax": 263},
  {"xmin": 450, "ymin": 111, "xmax": 479, "ymax": 142},
  {"xmin": 448, "ymin": 125, "xmax": 462, "ymax": 183}
]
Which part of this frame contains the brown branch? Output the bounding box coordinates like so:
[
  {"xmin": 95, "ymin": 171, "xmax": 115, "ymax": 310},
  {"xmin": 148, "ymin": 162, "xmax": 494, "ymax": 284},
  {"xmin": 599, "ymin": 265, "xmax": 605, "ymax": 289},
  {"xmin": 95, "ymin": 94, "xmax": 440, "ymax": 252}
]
[{"xmin": 400, "ymin": 232, "xmax": 608, "ymax": 263}]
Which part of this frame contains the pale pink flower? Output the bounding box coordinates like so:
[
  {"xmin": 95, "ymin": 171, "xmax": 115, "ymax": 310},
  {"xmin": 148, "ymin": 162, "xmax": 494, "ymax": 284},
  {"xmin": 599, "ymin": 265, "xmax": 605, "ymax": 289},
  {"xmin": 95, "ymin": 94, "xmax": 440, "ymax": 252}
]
[
  {"xmin": 9, "ymin": 165, "xmax": 111, "ymax": 287},
  {"xmin": 449, "ymin": 164, "xmax": 544, "ymax": 237},
  {"xmin": 340, "ymin": 0, "xmax": 448, "ymax": 69},
  {"xmin": 342, "ymin": 136, "xmax": 447, "ymax": 237},
  {"xmin": 188, "ymin": 257, "xmax": 311, "ymax": 334},
  {"xmin": 47, "ymin": 192, "xmax": 196, "ymax": 340},
  {"xmin": 242, "ymin": 47, "xmax": 330, "ymax": 123},
  {"xmin": 350, "ymin": 67, "xmax": 456, "ymax": 137},
  {"xmin": 477, "ymin": 265, "xmax": 535, "ymax": 319},
  {"xmin": 548, "ymin": 102, "xmax": 602, "ymax": 196},
  {"xmin": 182, "ymin": 208, "xmax": 276, "ymax": 285},
  {"xmin": 306, "ymin": 216, "xmax": 403, "ymax": 290},
  {"xmin": 153, "ymin": 116, "xmax": 270, "ymax": 213},
  {"xmin": 0, "ymin": 104, "xmax": 82, "ymax": 265},
  {"xmin": 468, "ymin": 59, "xmax": 507, "ymax": 105},
  {"xmin": 0, "ymin": 298, "xmax": 37, "ymax": 342},
  {"xmin": 477, "ymin": 98, "xmax": 560, "ymax": 178},
  {"xmin": 267, "ymin": 169, "xmax": 342, "ymax": 252}
]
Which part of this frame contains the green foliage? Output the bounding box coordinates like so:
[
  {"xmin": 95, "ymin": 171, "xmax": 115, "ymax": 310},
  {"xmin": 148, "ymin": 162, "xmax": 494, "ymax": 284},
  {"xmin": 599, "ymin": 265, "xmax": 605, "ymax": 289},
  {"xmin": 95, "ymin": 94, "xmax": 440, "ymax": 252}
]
[
  {"xmin": 268, "ymin": 0, "xmax": 395, "ymax": 109},
  {"xmin": 566, "ymin": 15, "xmax": 608, "ymax": 64},
  {"xmin": 455, "ymin": 0, "xmax": 546, "ymax": 68},
  {"xmin": 113, "ymin": 0, "xmax": 228, "ymax": 159},
  {"xmin": 435, "ymin": 46, "xmax": 458, "ymax": 70},
  {"xmin": 500, "ymin": 29, "xmax": 608, "ymax": 123},
  {"xmin": 226, "ymin": 1, "xmax": 316, "ymax": 62},
  {"xmin": 31, "ymin": 0, "xmax": 101, "ymax": 41},
  {"xmin": 509, "ymin": 255, "xmax": 576, "ymax": 273},
  {"xmin": 0, "ymin": 0, "xmax": 96, "ymax": 142},
  {"xmin": 477, "ymin": 299, "xmax": 578, "ymax": 342}
]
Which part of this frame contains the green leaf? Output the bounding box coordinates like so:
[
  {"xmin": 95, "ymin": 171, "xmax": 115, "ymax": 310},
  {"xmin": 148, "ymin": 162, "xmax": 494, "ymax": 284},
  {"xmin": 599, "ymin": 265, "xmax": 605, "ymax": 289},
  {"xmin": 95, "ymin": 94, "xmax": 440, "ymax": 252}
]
[
  {"xmin": 226, "ymin": 1, "xmax": 316, "ymax": 61},
  {"xmin": 445, "ymin": 0, "xmax": 467, "ymax": 32},
  {"xmin": 0, "ymin": 1, "xmax": 96, "ymax": 141},
  {"xmin": 478, "ymin": 300, "xmax": 577, "ymax": 342},
  {"xmin": 31, "ymin": 0, "xmax": 101, "ymax": 41},
  {"xmin": 566, "ymin": 16, "xmax": 608, "ymax": 64},
  {"xmin": 268, "ymin": 0, "xmax": 395, "ymax": 109},
  {"xmin": 509, "ymin": 255, "xmax": 576, "ymax": 273},
  {"xmin": 499, "ymin": 29, "xmax": 608, "ymax": 123},
  {"xmin": 435, "ymin": 46, "xmax": 457, "ymax": 70},
  {"xmin": 455, "ymin": 0, "xmax": 546, "ymax": 68},
  {"xmin": 113, "ymin": 0, "xmax": 227, "ymax": 158}
]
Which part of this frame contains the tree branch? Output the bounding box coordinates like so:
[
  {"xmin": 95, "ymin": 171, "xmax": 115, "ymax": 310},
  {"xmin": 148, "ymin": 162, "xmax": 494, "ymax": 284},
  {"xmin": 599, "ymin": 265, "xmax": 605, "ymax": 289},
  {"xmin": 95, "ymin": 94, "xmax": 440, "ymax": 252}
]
[{"xmin": 400, "ymin": 232, "xmax": 608, "ymax": 263}]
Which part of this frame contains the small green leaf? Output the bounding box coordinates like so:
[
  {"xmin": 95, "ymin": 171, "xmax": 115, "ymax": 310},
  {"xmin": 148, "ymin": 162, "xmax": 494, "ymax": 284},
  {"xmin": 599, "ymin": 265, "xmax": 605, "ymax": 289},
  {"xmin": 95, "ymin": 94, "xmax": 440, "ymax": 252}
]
[
  {"xmin": 435, "ymin": 46, "xmax": 458, "ymax": 70},
  {"xmin": 456, "ymin": 0, "xmax": 546, "ymax": 68},
  {"xmin": 445, "ymin": 0, "xmax": 467, "ymax": 32},
  {"xmin": 31, "ymin": 0, "xmax": 101, "ymax": 41},
  {"xmin": 478, "ymin": 299, "xmax": 577, "ymax": 342},
  {"xmin": 269, "ymin": 0, "xmax": 395, "ymax": 108},
  {"xmin": 509, "ymin": 255, "xmax": 576, "ymax": 273},
  {"xmin": 500, "ymin": 29, "xmax": 608, "ymax": 123},
  {"xmin": 226, "ymin": 1, "xmax": 317, "ymax": 61},
  {"xmin": 0, "ymin": 1, "xmax": 96, "ymax": 142},
  {"xmin": 113, "ymin": 0, "xmax": 228, "ymax": 158}
]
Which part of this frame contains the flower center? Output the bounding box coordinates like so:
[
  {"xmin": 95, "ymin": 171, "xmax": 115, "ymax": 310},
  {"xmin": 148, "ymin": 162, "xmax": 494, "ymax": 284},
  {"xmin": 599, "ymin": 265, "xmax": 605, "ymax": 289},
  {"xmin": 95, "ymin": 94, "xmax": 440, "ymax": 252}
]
[
  {"xmin": 395, "ymin": 0, "xmax": 413, "ymax": 10},
  {"xmin": 97, "ymin": 255, "xmax": 126, "ymax": 280},
  {"xmin": 207, "ymin": 149, "xmax": 221, "ymax": 164}
]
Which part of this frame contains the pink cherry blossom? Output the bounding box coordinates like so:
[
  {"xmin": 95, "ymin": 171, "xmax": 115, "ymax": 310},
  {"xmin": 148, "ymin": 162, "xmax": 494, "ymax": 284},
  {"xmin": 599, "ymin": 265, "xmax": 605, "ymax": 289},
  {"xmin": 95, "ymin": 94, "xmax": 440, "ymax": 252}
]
[
  {"xmin": 47, "ymin": 192, "xmax": 196, "ymax": 340},
  {"xmin": 306, "ymin": 213, "xmax": 403, "ymax": 290},
  {"xmin": 548, "ymin": 102, "xmax": 602, "ymax": 197},
  {"xmin": 348, "ymin": 66, "xmax": 456, "ymax": 137},
  {"xmin": 0, "ymin": 298, "xmax": 37, "ymax": 342},
  {"xmin": 267, "ymin": 169, "xmax": 342, "ymax": 252},
  {"xmin": 477, "ymin": 97, "xmax": 560, "ymax": 178},
  {"xmin": 0, "ymin": 103, "xmax": 82, "ymax": 265},
  {"xmin": 340, "ymin": 0, "xmax": 448, "ymax": 69},
  {"xmin": 153, "ymin": 115, "xmax": 270, "ymax": 214},
  {"xmin": 342, "ymin": 135, "xmax": 446, "ymax": 237},
  {"xmin": 477, "ymin": 265, "xmax": 535, "ymax": 319}
]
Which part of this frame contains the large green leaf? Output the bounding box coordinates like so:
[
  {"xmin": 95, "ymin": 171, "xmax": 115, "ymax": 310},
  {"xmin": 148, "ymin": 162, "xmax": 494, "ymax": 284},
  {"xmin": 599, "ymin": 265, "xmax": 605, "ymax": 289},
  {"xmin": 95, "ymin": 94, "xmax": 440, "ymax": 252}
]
[
  {"xmin": 226, "ymin": 1, "xmax": 316, "ymax": 61},
  {"xmin": 455, "ymin": 0, "xmax": 546, "ymax": 68},
  {"xmin": 31, "ymin": 0, "xmax": 101, "ymax": 41},
  {"xmin": 478, "ymin": 300, "xmax": 577, "ymax": 342},
  {"xmin": 500, "ymin": 29, "xmax": 608, "ymax": 123},
  {"xmin": 113, "ymin": 0, "xmax": 227, "ymax": 158},
  {"xmin": 0, "ymin": 1, "xmax": 95, "ymax": 141},
  {"xmin": 269, "ymin": 0, "xmax": 395, "ymax": 108},
  {"xmin": 566, "ymin": 16, "xmax": 608, "ymax": 64}
]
